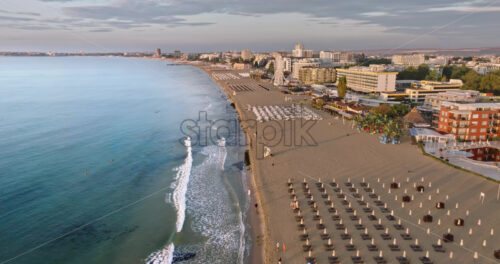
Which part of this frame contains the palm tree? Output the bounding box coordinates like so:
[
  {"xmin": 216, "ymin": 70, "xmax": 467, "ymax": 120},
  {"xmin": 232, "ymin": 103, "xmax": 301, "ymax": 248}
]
[{"xmin": 384, "ymin": 119, "xmax": 402, "ymax": 142}]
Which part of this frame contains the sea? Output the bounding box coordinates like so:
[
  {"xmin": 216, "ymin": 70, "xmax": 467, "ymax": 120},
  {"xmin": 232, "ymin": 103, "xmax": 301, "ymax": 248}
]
[{"xmin": 0, "ymin": 57, "xmax": 249, "ymax": 264}]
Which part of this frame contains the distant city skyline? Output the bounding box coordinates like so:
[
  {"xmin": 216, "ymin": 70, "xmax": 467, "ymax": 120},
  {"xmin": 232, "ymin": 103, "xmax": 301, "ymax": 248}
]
[{"xmin": 1, "ymin": 0, "xmax": 500, "ymax": 52}]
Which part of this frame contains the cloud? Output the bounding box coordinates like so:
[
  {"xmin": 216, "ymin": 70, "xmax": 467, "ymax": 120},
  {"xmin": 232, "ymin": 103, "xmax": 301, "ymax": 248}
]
[
  {"xmin": 0, "ymin": 15, "xmax": 36, "ymax": 21},
  {"xmin": 0, "ymin": 9, "xmax": 41, "ymax": 16},
  {"xmin": 360, "ymin": 12, "xmax": 394, "ymax": 17},
  {"xmin": 89, "ymin": 28, "xmax": 113, "ymax": 32},
  {"xmin": 2, "ymin": 0, "xmax": 498, "ymax": 50},
  {"xmin": 427, "ymin": 6, "xmax": 500, "ymax": 12},
  {"xmin": 425, "ymin": 0, "xmax": 500, "ymax": 13},
  {"xmin": 55, "ymin": 0, "xmax": 498, "ymax": 33}
]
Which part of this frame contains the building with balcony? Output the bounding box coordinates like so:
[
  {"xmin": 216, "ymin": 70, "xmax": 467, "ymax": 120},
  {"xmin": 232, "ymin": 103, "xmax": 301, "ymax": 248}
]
[
  {"xmin": 291, "ymin": 60, "xmax": 320, "ymax": 79},
  {"xmin": 336, "ymin": 68, "xmax": 397, "ymax": 93},
  {"xmin": 437, "ymin": 102, "xmax": 500, "ymax": 141},
  {"xmin": 298, "ymin": 67, "xmax": 336, "ymax": 84}
]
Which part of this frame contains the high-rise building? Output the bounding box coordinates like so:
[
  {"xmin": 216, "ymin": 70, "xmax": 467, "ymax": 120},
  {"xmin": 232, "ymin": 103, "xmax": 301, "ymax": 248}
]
[
  {"xmin": 437, "ymin": 102, "xmax": 500, "ymax": 141},
  {"xmin": 392, "ymin": 54, "xmax": 425, "ymax": 66},
  {"xmin": 155, "ymin": 48, "xmax": 161, "ymax": 57},
  {"xmin": 283, "ymin": 57, "xmax": 292, "ymax": 72},
  {"xmin": 241, "ymin": 49, "xmax": 253, "ymax": 60},
  {"xmin": 303, "ymin": 50, "xmax": 314, "ymax": 58},
  {"xmin": 273, "ymin": 54, "xmax": 285, "ymax": 86},
  {"xmin": 292, "ymin": 44, "xmax": 304, "ymax": 58},
  {"xmin": 298, "ymin": 67, "xmax": 336, "ymax": 84},
  {"xmin": 336, "ymin": 68, "xmax": 397, "ymax": 93}
]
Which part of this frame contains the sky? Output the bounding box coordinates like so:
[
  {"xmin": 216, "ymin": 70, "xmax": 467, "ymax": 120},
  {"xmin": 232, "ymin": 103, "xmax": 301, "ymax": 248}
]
[{"xmin": 1, "ymin": 0, "xmax": 499, "ymax": 52}]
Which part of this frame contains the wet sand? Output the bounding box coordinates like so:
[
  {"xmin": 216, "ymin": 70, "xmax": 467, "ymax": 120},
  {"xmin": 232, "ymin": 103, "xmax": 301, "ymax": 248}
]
[{"xmin": 193, "ymin": 64, "xmax": 500, "ymax": 264}]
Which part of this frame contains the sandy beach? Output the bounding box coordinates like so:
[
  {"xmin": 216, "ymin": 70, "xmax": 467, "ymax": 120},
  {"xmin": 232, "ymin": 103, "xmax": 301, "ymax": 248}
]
[{"xmin": 192, "ymin": 63, "xmax": 500, "ymax": 264}]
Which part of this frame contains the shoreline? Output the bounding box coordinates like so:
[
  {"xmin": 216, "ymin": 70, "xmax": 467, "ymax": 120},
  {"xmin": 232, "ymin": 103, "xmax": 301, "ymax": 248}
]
[{"xmin": 193, "ymin": 64, "xmax": 268, "ymax": 264}]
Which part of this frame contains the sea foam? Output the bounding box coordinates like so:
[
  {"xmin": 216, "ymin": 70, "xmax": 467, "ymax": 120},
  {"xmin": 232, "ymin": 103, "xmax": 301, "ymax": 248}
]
[
  {"xmin": 172, "ymin": 137, "xmax": 193, "ymax": 232},
  {"xmin": 145, "ymin": 243, "xmax": 174, "ymax": 264}
]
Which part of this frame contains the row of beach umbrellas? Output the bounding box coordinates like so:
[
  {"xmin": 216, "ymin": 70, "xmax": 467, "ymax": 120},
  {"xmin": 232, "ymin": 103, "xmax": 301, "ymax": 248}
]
[{"xmin": 251, "ymin": 104, "xmax": 323, "ymax": 123}]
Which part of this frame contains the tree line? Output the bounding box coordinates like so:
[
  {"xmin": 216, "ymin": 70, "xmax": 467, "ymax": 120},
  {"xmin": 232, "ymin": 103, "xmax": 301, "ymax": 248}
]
[{"xmin": 397, "ymin": 64, "xmax": 500, "ymax": 94}]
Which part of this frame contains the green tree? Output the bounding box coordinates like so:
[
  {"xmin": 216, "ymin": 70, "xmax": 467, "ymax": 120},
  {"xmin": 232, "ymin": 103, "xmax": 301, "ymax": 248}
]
[
  {"xmin": 417, "ymin": 64, "xmax": 430, "ymax": 80},
  {"xmin": 479, "ymin": 70, "xmax": 500, "ymax": 93},
  {"xmin": 389, "ymin": 104, "xmax": 410, "ymax": 117},
  {"xmin": 397, "ymin": 66, "xmax": 418, "ymax": 80},
  {"xmin": 356, "ymin": 58, "xmax": 392, "ymax": 66},
  {"xmin": 397, "ymin": 65, "xmax": 430, "ymax": 80},
  {"xmin": 267, "ymin": 62, "xmax": 274, "ymax": 75},
  {"xmin": 441, "ymin": 65, "xmax": 454, "ymax": 81},
  {"xmin": 425, "ymin": 70, "xmax": 441, "ymax": 81},
  {"xmin": 461, "ymin": 70, "xmax": 482, "ymax": 90},
  {"xmin": 337, "ymin": 76, "xmax": 347, "ymax": 98},
  {"xmin": 370, "ymin": 104, "xmax": 391, "ymax": 115},
  {"xmin": 451, "ymin": 65, "xmax": 470, "ymax": 80}
]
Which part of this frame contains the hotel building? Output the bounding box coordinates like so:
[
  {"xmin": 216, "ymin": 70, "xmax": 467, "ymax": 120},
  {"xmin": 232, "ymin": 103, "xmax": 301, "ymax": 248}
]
[
  {"xmin": 437, "ymin": 102, "xmax": 500, "ymax": 141},
  {"xmin": 403, "ymin": 80, "xmax": 463, "ymax": 102},
  {"xmin": 298, "ymin": 67, "xmax": 336, "ymax": 84},
  {"xmin": 336, "ymin": 68, "xmax": 397, "ymax": 93}
]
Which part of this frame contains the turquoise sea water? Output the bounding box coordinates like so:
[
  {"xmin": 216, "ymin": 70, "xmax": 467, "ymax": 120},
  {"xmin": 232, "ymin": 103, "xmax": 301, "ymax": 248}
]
[{"xmin": 0, "ymin": 57, "xmax": 248, "ymax": 264}]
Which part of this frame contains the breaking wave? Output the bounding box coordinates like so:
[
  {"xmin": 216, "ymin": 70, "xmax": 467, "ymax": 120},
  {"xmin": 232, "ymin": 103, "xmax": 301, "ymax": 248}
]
[
  {"xmin": 145, "ymin": 243, "xmax": 174, "ymax": 264},
  {"xmin": 172, "ymin": 137, "xmax": 193, "ymax": 232}
]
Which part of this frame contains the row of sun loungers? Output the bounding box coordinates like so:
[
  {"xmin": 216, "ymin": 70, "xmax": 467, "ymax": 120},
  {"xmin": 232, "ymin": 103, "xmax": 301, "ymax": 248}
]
[
  {"xmin": 229, "ymin": 84, "xmax": 253, "ymax": 92},
  {"xmin": 251, "ymin": 104, "xmax": 323, "ymax": 122},
  {"xmin": 212, "ymin": 72, "xmax": 241, "ymax": 80}
]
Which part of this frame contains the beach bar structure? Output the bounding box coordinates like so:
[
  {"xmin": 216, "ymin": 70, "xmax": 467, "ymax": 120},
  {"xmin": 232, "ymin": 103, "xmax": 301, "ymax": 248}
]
[{"xmin": 410, "ymin": 128, "xmax": 454, "ymax": 144}]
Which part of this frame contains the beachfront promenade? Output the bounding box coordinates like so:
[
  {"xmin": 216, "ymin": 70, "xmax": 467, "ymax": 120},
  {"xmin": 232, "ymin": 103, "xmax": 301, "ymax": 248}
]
[{"xmin": 199, "ymin": 65, "xmax": 500, "ymax": 264}]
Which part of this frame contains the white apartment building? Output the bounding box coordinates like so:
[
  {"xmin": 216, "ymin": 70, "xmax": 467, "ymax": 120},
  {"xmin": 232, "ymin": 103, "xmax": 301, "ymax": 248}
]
[
  {"xmin": 319, "ymin": 51, "xmax": 355, "ymax": 63},
  {"xmin": 292, "ymin": 60, "xmax": 320, "ymax": 79},
  {"xmin": 426, "ymin": 56, "xmax": 449, "ymax": 66},
  {"xmin": 422, "ymin": 90, "xmax": 480, "ymax": 113},
  {"xmin": 392, "ymin": 54, "xmax": 425, "ymax": 66},
  {"xmin": 199, "ymin": 53, "xmax": 221, "ymax": 60},
  {"xmin": 283, "ymin": 57, "xmax": 292, "ymax": 72},
  {"xmin": 336, "ymin": 68, "xmax": 397, "ymax": 93},
  {"xmin": 320, "ymin": 51, "xmax": 340, "ymax": 61},
  {"xmin": 473, "ymin": 63, "xmax": 500, "ymax": 75},
  {"xmin": 292, "ymin": 44, "xmax": 304, "ymax": 57}
]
